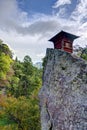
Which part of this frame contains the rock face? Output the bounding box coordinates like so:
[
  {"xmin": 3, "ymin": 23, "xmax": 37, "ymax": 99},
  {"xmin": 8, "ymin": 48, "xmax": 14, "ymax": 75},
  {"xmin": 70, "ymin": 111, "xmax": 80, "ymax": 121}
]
[{"xmin": 39, "ymin": 48, "xmax": 87, "ymax": 130}]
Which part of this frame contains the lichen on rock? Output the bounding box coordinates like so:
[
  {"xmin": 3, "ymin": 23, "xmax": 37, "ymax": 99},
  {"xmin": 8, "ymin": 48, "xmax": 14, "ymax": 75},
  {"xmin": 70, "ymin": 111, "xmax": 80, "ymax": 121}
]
[{"xmin": 39, "ymin": 48, "xmax": 87, "ymax": 130}]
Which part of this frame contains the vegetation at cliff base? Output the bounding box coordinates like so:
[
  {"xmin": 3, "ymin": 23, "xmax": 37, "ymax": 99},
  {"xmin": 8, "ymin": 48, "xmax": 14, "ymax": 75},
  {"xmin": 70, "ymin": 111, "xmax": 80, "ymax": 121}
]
[{"xmin": 0, "ymin": 40, "xmax": 42, "ymax": 130}]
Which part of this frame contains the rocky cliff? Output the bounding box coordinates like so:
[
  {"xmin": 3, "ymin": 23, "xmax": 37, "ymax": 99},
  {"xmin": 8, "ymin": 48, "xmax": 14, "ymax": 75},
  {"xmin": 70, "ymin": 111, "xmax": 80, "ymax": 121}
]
[{"xmin": 39, "ymin": 48, "xmax": 87, "ymax": 130}]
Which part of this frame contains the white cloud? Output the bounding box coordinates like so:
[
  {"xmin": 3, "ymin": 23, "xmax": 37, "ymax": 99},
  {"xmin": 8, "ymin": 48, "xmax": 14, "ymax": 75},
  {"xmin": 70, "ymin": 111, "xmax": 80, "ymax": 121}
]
[
  {"xmin": 0, "ymin": 0, "xmax": 59, "ymax": 35},
  {"xmin": 0, "ymin": 0, "xmax": 87, "ymax": 63},
  {"xmin": 70, "ymin": 0, "xmax": 87, "ymax": 23},
  {"xmin": 17, "ymin": 19, "xmax": 60, "ymax": 35},
  {"xmin": 0, "ymin": 29, "xmax": 53, "ymax": 63},
  {"xmin": 53, "ymin": 0, "xmax": 71, "ymax": 8},
  {"xmin": 0, "ymin": 0, "xmax": 28, "ymax": 31}
]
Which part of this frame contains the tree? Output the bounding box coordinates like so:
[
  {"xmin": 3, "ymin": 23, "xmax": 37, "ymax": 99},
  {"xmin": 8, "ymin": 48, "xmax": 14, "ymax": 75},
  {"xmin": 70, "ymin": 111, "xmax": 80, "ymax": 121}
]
[
  {"xmin": 74, "ymin": 45, "xmax": 87, "ymax": 61},
  {"xmin": 0, "ymin": 45, "xmax": 42, "ymax": 130},
  {"xmin": 0, "ymin": 94, "xmax": 41, "ymax": 130},
  {"xmin": 23, "ymin": 55, "xmax": 32, "ymax": 64},
  {"xmin": 0, "ymin": 40, "xmax": 12, "ymax": 58},
  {"xmin": 23, "ymin": 55, "xmax": 33, "ymax": 76},
  {"xmin": 80, "ymin": 47, "xmax": 87, "ymax": 60},
  {"xmin": 0, "ymin": 40, "xmax": 13, "ymax": 87},
  {"xmin": 7, "ymin": 55, "xmax": 42, "ymax": 98},
  {"xmin": 0, "ymin": 53, "xmax": 12, "ymax": 80}
]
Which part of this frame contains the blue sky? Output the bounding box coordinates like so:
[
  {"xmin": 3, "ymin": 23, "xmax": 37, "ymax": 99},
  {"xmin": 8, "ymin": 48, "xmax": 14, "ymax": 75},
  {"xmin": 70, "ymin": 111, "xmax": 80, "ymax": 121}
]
[
  {"xmin": 18, "ymin": 0, "xmax": 56, "ymax": 15},
  {"xmin": 0, "ymin": 0, "xmax": 87, "ymax": 63}
]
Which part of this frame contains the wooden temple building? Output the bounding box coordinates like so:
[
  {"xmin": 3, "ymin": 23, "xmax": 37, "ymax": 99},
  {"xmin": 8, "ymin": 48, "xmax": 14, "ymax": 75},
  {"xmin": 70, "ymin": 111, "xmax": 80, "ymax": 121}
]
[{"xmin": 49, "ymin": 31, "xmax": 79, "ymax": 53}]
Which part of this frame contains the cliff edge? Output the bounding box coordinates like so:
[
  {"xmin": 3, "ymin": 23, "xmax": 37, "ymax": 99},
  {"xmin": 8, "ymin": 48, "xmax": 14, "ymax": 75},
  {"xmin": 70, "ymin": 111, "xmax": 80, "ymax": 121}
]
[{"xmin": 39, "ymin": 48, "xmax": 87, "ymax": 130}]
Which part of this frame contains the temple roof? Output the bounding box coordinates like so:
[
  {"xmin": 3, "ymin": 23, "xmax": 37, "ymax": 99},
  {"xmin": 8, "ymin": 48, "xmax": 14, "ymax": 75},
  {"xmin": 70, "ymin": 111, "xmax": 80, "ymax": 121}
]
[{"xmin": 49, "ymin": 30, "xmax": 79, "ymax": 42}]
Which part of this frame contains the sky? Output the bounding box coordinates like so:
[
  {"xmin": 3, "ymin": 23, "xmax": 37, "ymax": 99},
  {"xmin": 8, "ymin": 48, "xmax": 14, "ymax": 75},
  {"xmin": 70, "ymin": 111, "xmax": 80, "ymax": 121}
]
[{"xmin": 0, "ymin": 0, "xmax": 87, "ymax": 63}]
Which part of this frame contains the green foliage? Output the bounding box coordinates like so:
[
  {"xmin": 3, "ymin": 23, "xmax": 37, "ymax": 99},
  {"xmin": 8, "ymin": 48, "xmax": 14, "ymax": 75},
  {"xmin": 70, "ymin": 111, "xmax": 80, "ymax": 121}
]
[
  {"xmin": 13, "ymin": 60, "xmax": 23, "ymax": 78},
  {"xmin": 23, "ymin": 55, "xmax": 32, "ymax": 64},
  {"xmin": 0, "ymin": 117, "xmax": 9, "ymax": 126},
  {"xmin": 7, "ymin": 55, "xmax": 42, "ymax": 98},
  {"xmin": 0, "ymin": 40, "xmax": 12, "ymax": 58},
  {"xmin": 0, "ymin": 40, "xmax": 42, "ymax": 130},
  {"xmin": 80, "ymin": 47, "xmax": 87, "ymax": 60},
  {"xmin": 0, "ymin": 40, "xmax": 13, "ymax": 87},
  {"xmin": 0, "ymin": 116, "xmax": 14, "ymax": 127},
  {"xmin": 81, "ymin": 53, "xmax": 87, "ymax": 60},
  {"xmin": 23, "ymin": 55, "xmax": 34, "ymax": 75},
  {"xmin": 0, "ymin": 124, "xmax": 18, "ymax": 130},
  {"xmin": 0, "ymin": 94, "xmax": 41, "ymax": 130},
  {"xmin": 0, "ymin": 53, "xmax": 12, "ymax": 80},
  {"xmin": 74, "ymin": 45, "xmax": 87, "ymax": 61}
]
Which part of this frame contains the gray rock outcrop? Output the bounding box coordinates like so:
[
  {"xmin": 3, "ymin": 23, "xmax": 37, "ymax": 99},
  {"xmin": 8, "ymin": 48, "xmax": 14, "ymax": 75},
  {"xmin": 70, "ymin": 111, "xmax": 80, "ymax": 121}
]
[{"xmin": 39, "ymin": 48, "xmax": 87, "ymax": 130}]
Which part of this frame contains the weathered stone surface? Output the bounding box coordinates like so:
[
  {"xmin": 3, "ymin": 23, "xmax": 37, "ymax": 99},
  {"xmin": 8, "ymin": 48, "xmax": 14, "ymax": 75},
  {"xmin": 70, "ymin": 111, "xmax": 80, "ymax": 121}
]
[{"xmin": 39, "ymin": 48, "xmax": 87, "ymax": 130}]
